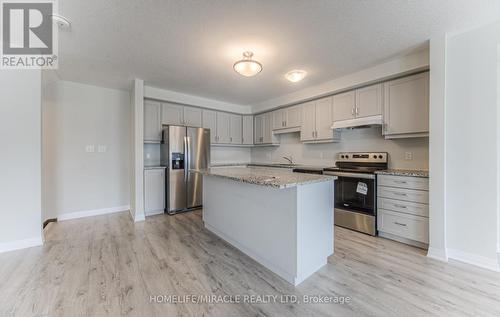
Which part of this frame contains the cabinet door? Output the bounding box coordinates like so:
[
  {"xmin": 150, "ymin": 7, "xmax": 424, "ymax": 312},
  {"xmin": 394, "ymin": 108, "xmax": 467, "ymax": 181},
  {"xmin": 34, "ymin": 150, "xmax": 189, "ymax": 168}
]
[
  {"xmin": 262, "ymin": 112, "xmax": 273, "ymax": 144},
  {"xmin": 285, "ymin": 105, "xmax": 302, "ymax": 128},
  {"xmin": 144, "ymin": 169, "xmax": 165, "ymax": 215},
  {"xmin": 242, "ymin": 115, "xmax": 253, "ymax": 145},
  {"xmin": 333, "ymin": 91, "xmax": 356, "ymax": 122},
  {"xmin": 230, "ymin": 114, "xmax": 242, "ymax": 144},
  {"xmin": 183, "ymin": 106, "xmax": 202, "ymax": 127},
  {"xmin": 144, "ymin": 101, "xmax": 162, "ymax": 142},
  {"xmin": 300, "ymin": 102, "xmax": 316, "ymax": 141},
  {"xmin": 161, "ymin": 103, "xmax": 184, "ymax": 125},
  {"xmin": 356, "ymin": 83, "xmax": 382, "ymax": 118},
  {"xmin": 216, "ymin": 112, "xmax": 231, "ymax": 144},
  {"xmin": 384, "ymin": 72, "xmax": 429, "ymax": 136},
  {"xmin": 272, "ymin": 109, "xmax": 285, "ymax": 130},
  {"xmin": 202, "ymin": 110, "xmax": 217, "ymax": 143},
  {"xmin": 254, "ymin": 114, "xmax": 264, "ymax": 144},
  {"xmin": 315, "ymin": 97, "xmax": 334, "ymax": 140}
]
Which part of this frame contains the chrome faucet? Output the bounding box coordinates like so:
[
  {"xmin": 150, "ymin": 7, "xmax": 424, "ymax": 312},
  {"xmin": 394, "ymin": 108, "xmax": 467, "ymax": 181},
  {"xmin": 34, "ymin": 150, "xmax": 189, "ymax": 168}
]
[{"xmin": 282, "ymin": 156, "xmax": 294, "ymax": 164}]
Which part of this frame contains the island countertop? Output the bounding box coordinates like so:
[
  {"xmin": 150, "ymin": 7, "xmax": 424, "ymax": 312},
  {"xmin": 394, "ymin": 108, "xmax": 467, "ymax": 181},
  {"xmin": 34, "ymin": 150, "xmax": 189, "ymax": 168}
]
[{"xmin": 193, "ymin": 166, "xmax": 335, "ymax": 189}]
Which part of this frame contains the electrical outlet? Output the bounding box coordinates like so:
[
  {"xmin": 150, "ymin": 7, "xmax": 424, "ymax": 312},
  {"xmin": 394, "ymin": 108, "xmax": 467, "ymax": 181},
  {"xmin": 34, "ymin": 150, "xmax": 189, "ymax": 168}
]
[
  {"xmin": 405, "ymin": 152, "xmax": 413, "ymax": 161},
  {"xmin": 85, "ymin": 145, "xmax": 95, "ymax": 153}
]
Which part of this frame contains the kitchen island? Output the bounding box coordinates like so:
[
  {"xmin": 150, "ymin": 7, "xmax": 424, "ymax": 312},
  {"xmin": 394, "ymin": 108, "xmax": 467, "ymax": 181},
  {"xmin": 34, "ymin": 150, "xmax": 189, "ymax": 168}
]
[{"xmin": 196, "ymin": 166, "xmax": 335, "ymax": 285}]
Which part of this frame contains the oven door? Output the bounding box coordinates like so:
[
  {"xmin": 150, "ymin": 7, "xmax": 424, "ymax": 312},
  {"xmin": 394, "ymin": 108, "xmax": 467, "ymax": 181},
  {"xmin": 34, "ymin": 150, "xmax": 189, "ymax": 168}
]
[{"xmin": 324, "ymin": 171, "xmax": 377, "ymax": 235}]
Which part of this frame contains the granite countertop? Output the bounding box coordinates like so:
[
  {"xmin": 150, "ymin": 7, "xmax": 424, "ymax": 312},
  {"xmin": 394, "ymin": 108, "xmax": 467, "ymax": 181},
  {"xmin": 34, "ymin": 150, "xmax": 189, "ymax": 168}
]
[
  {"xmin": 375, "ymin": 169, "xmax": 429, "ymax": 178},
  {"xmin": 212, "ymin": 162, "xmax": 330, "ymax": 170},
  {"xmin": 193, "ymin": 166, "xmax": 336, "ymax": 189}
]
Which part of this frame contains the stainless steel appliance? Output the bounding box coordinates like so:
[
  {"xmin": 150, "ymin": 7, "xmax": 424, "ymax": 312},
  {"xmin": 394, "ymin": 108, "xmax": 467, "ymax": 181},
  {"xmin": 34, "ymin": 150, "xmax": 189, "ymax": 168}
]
[
  {"xmin": 161, "ymin": 125, "xmax": 210, "ymax": 214},
  {"xmin": 323, "ymin": 152, "xmax": 388, "ymax": 236}
]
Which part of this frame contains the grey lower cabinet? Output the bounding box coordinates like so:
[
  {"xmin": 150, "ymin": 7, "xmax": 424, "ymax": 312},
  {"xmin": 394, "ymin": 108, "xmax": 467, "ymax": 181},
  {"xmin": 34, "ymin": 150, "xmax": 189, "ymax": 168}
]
[
  {"xmin": 377, "ymin": 174, "xmax": 429, "ymax": 248},
  {"xmin": 144, "ymin": 168, "xmax": 165, "ymax": 216}
]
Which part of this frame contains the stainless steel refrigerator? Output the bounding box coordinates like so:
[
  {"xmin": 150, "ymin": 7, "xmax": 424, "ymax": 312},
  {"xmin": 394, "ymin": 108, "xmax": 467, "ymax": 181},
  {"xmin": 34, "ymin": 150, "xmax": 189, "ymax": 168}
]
[{"xmin": 160, "ymin": 125, "xmax": 210, "ymax": 214}]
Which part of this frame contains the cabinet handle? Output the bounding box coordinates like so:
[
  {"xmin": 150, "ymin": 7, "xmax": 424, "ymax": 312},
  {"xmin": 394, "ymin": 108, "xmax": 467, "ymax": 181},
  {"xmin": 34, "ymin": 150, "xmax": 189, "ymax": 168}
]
[
  {"xmin": 394, "ymin": 222, "xmax": 407, "ymax": 227},
  {"xmin": 394, "ymin": 192, "xmax": 407, "ymax": 196},
  {"xmin": 394, "ymin": 204, "xmax": 407, "ymax": 209},
  {"xmin": 394, "ymin": 180, "xmax": 408, "ymax": 184},
  {"xmin": 355, "ymin": 107, "xmax": 359, "ymax": 115},
  {"xmin": 351, "ymin": 107, "xmax": 355, "ymax": 116},
  {"xmin": 230, "ymin": 137, "xmax": 232, "ymax": 142},
  {"xmin": 312, "ymin": 131, "xmax": 314, "ymax": 138}
]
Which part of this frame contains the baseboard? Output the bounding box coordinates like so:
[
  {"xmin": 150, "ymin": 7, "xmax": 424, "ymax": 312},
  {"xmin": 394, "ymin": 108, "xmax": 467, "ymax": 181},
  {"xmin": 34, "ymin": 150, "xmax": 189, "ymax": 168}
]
[
  {"xmin": 0, "ymin": 236, "xmax": 43, "ymax": 254},
  {"xmin": 58, "ymin": 205, "xmax": 130, "ymax": 221},
  {"xmin": 427, "ymin": 246, "xmax": 448, "ymax": 262},
  {"xmin": 447, "ymin": 248, "xmax": 500, "ymax": 272}
]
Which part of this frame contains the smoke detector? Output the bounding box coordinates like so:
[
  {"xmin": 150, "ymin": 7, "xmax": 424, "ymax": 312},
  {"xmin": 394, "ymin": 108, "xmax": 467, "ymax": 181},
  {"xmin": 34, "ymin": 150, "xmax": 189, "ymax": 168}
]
[{"xmin": 51, "ymin": 15, "xmax": 71, "ymax": 29}]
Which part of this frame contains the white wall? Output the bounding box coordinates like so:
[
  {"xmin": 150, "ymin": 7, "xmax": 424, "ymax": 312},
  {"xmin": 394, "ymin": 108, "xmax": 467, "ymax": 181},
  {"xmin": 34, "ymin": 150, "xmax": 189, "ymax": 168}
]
[
  {"xmin": 444, "ymin": 20, "xmax": 500, "ymax": 270},
  {"xmin": 251, "ymin": 129, "xmax": 428, "ymax": 169},
  {"xmin": 43, "ymin": 81, "xmax": 131, "ymax": 220},
  {"xmin": 427, "ymin": 35, "xmax": 448, "ymax": 261},
  {"xmin": 212, "ymin": 146, "xmax": 252, "ymax": 165},
  {"xmin": 0, "ymin": 70, "xmax": 43, "ymax": 252}
]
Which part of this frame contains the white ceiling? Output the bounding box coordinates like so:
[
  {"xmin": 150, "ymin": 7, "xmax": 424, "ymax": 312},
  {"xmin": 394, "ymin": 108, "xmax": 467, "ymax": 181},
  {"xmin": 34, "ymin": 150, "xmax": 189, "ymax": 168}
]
[{"xmin": 57, "ymin": 0, "xmax": 500, "ymax": 105}]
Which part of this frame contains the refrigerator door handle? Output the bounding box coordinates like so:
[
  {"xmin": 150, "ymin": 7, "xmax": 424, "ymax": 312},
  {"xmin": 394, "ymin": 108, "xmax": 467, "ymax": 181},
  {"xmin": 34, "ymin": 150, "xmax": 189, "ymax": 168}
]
[{"xmin": 185, "ymin": 136, "xmax": 191, "ymax": 180}]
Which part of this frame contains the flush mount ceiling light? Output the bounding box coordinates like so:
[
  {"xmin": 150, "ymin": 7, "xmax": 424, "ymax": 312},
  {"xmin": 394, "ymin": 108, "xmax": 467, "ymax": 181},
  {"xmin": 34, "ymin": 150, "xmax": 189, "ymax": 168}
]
[
  {"xmin": 233, "ymin": 51, "xmax": 263, "ymax": 77},
  {"xmin": 51, "ymin": 14, "xmax": 71, "ymax": 29},
  {"xmin": 285, "ymin": 69, "xmax": 307, "ymax": 82}
]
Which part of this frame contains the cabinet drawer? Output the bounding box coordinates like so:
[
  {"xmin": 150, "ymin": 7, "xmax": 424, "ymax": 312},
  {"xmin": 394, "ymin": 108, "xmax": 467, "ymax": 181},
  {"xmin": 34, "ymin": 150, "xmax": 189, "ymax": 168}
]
[
  {"xmin": 377, "ymin": 186, "xmax": 428, "ymax": 204},
  {"xmin": 377, "ymin": 175, "xmax": 428, "ymax": 190},
  {"xmin": 378, "ymin": 209, "xmax": 429, "ymax": 243},
  {"xmin": 378, "ymin": 197, "xmax": 428, "ymax": 217}
]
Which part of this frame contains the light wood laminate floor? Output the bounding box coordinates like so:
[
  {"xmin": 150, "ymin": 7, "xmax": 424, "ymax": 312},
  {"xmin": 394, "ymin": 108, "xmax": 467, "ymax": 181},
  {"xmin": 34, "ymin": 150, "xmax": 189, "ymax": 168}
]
[{"xmin": 1, "ymin": 210, "xmax": 499, "ymax": 317}]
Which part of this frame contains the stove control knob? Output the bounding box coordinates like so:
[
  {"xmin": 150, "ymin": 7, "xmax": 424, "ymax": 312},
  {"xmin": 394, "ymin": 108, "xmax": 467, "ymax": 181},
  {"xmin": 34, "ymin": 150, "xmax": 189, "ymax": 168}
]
[
  {"xmin": 378, "ymin": 155, "xmax": 383, "ymax": 159},
  {"xmin": 345, "ymin": 155, "xmax": 349, "ymax": 159},
  {"xmin": 373, "ymin": 155, "xmax": 377, "ymax": 159}
]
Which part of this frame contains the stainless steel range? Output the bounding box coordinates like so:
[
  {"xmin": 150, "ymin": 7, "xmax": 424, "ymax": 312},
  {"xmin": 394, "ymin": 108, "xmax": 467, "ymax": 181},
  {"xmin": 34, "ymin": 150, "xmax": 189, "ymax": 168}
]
[{"xmin": 323, "ymin": 152, "xmax": 388, "ymax": 236}]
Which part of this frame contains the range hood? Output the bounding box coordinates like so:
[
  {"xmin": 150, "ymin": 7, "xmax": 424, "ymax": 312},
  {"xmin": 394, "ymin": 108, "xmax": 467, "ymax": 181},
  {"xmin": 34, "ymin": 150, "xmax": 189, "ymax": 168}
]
[{"xmin": 331, "ymin": 115, "xmax": 383, "ymax": 129}]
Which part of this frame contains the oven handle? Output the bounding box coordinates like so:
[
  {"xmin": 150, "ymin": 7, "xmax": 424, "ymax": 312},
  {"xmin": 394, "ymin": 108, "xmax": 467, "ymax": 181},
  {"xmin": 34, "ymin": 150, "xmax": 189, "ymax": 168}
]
[{"xmin": 323, "ymin": 171, "xmax": 375, "ymax": 180}]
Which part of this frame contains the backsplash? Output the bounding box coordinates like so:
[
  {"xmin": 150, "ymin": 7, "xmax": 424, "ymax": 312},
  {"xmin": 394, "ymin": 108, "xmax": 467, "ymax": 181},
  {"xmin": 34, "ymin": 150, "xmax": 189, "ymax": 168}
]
[
  {"xmin": 144, "ymin": 143, "xmax": 161, "ymax": 166},
  {"xmin": 251, "ymin": 127, "xmax": 429, "ymax": 170}
]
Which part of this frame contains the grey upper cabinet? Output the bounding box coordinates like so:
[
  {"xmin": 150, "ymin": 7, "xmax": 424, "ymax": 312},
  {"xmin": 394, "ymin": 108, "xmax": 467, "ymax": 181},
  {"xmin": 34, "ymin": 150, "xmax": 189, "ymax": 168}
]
[
  {"xmin": 315, "ymin": 97, "xmax": 335, "ymax": 140},
  {"xmin": 161, "ymin": 102, "xmax": 184, "ymax": 125},
  {"xmin": 301, "ymin": 97, "xmax": 340, "ymax": 142},
  {"xmin": 356, "ymin": 84, "xmax": 382, "ymax": 118},
  {"xmin": 202, "ymin": 110, "xmax": 217, "ymax": 144},
  {"xmin": 286, "ymin": 105, "xmax": 302, "ymax": 128},
  {"xmin": 242, "ymin": 115, "xmax": 253, "ymax": 145},
  {"xmin": 332, "ymin": 84, "xmax": 382, "ymax": 128},
  {"xmin": 300, "ymin": 101, "xmax": 316, "ymax": 142},
  {"xmin": 383, "ymin": 72, "xmax": 429, "ymax": 139},
  {"xmin": 254, "ymin": 112, "xmax": 277, "ymax": 145},
  {"xmin": 216, "ymin": 112, "xmax": 231, "ymax": 144},
  {"xmin": 254, "ymin": 114, "xmax": 264, "ymax": 144},
  {"xmin": 144, "ymin": 101, "xmax": 162, "ymax": 142},
  {"xmin": 272, "ymin": 105, "xmax": 302, "ymax": 132},
  {"xmin": 183, "ymin": 106, "xmax": 202, "ymax": 127},
  {"xmin": 230, "ymin": 114, "xmax": 242, "ymax": 144},
  {"xmin": 333, "ymin": 91, "xmax": 356, "ymax": 122}
]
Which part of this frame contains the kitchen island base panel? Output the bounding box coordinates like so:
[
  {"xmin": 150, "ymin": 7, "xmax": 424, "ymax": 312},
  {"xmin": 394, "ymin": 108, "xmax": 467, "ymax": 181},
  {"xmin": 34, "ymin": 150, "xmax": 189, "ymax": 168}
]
[{"xmin": 202, "ymin": 175, "xmax": 334, "ymax": 286}]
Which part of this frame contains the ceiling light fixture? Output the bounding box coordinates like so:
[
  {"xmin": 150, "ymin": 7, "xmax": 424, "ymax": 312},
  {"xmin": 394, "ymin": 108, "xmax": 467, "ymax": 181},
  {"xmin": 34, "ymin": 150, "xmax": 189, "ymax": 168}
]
[
  {"xmin": 233, "ymin": 51, "xmax": 262, "ymax": 77},
  {"xmin": 285, "ymin": 69, "xmax": 307, "ymax": 82},
  {"xmin": 51, "ymin": 14, "xmax": 71, "ymax": 29}
]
